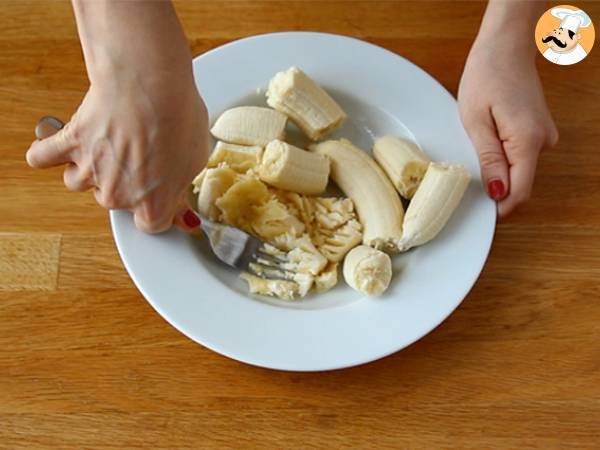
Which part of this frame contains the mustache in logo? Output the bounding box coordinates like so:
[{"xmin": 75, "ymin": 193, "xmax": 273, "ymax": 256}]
[{"xmin": 542, "ymin": 35, "xmax": 567, "ymax": 48}]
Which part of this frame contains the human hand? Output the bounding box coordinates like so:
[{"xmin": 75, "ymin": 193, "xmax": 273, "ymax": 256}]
[
  {"xmin": 26, "ymin": 72, "xmax": 208, "ymax": 233},
  {"xmin": 26, "ymin": 0, "xmax": 208, "ymax": 233},
  {"xmin": 458, "ymin": 36, "xmax": 558, "ymax": 217}
]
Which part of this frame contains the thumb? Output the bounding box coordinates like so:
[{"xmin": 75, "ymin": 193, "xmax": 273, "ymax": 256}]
[
  {"xmin": 26, "ymin": 117, "xmax": 75, "ymax": 169},
  {"xmin": 463, "ymin": 111, "xmax": 509, "ymax": 201}
]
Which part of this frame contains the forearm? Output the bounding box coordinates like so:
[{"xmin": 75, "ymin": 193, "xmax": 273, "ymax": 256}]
[
  {"xmin": 476, "ymin": 0, "xmax": 548, "ymax": 57},
  {"xmin": 72, "ymin": 0, "xmax": 192, "ymax": 84}
]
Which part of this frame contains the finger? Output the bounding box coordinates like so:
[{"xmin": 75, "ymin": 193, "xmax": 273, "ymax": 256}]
[
  {"xmin": 173, "ymin": 204, "xmax": 201, "ymax": 232},
  {"xmin": 497, "ymin": 152, "xmax": 539, "ymax": 218},
  {"xmin": 93, "ymin": 188, "xmax": 131, "ymax": 210},
  {"xmin": 133, "ymin": 199, "xmax": 178, "ymax": 234},
  {"xmin": 63, "ymin": 163, "xmax": 94, "ymax": 192},
  {"xmin": 462, "ymin": 110, "xmax": 509, "ymax": 202},
  {"xmin": 26, "ymin": 122, "xmax": 76, "ymax": 169}
]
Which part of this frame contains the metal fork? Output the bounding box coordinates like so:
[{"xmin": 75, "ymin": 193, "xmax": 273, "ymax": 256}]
[{"xmin": 197, "ymin": 215, "xmax": 295, "ymax": 281}]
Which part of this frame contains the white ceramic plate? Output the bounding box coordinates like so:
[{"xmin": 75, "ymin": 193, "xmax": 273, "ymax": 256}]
[{"xmin": 110, "ymin": 32, "xmax": 496, "ymax": 371}]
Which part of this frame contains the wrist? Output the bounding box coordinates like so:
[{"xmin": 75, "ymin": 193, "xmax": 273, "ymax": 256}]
[
  {"xmin": 72, "ymin": 0, "xmax": 193, "ymax": 85},
  {"xmin": 474, "ymin": 0, "xmax": 546, "ymax": 60}
]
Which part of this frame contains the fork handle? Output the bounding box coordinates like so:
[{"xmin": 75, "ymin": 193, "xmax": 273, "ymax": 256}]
[{"xmin": 35, "ymin": 116, "xmax": 65, "ymax": 140}]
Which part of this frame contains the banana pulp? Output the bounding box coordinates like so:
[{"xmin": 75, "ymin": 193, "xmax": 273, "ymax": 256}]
[{"xmin": 195, "ymin": 159, "xmax": 362, "ymax": 299}]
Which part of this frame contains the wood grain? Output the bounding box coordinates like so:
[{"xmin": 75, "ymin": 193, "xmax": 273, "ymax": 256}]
[{"xmin": 1, "ymin": 1, "xmax": 599, "ymax": 448}]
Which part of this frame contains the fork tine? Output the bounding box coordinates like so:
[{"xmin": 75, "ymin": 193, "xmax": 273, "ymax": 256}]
[
  {"xmin": 256, "ymin": 248, "xmax": 287, "ymax": 263},
  {"xmin": 248, "ymin": 262, "xmax": 295, "ymax": 281}
]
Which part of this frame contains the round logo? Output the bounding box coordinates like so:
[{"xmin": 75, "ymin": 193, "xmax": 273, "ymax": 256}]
[{"xmin": 535, "ymin": 5, "xmax": 594, "ymax": 65}]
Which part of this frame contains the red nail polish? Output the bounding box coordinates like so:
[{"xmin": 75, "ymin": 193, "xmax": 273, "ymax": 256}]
[
  {"xmin": 487, "ymin": 179, "xmax": 505, "ymax": 200},
  {"xmin": 183, "ymin": 209, "xmax": 201, "ymax": 228}
]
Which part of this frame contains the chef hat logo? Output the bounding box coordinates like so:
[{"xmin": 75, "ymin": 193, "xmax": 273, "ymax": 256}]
[
  {"xmin": 551, "ymin": 7, "xmax": 592, "ymax": 33},
  {"xmin": 535, "ymin": 5, "xmax": 595, "ymax": 66}
]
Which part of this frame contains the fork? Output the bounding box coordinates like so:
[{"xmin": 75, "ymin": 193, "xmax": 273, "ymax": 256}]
[{"xmin": 198, "ymin": 215, "xmax": 294, "ymax": 281}]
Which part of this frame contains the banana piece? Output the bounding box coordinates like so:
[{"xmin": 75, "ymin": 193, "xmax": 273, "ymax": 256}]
[
  {"xmin": 373, "ymin": 136, "xmax": 431, "ymax": 199},
  {"xmin": 210, "ymin": 106, "xmax": 287, "ymax": 146},
  {"xmin": 240, "ymin": 272, "xmax": 312, "ymax": 300},
  {"xmin": 311, "ymin": 139, "xmax": 404, "ymax": 252},
  {"xmin": 215, "ymin": 173, "xmax": 271, "ymax": 231},
  {"xmin": 196, "ymin": 166, "xmax": 237, "ymax": 220},
  {"xmin": 258, "ymin": 140, "xmax": 330, "ymax": 194},
  {"xmin": 208, "ymin": 141, "xmax": 263, "ymax": 172},
  {"xmin": 314, "ymin": 262, "xmax": 339, "ymax": 293},
  {"xmin": 343, "ymin": 245, "xmax": 392, "ymax": 296},
  {"xmin": 252, "ymin": 198, "xmax": 306, "ymax": 240},
  {"xmin": 398, "ymin": 163, "xmax": 470, "ymax": 251},
  {"xmin": 313, "ymin": 197, "xmax": 356, "ymax": 229},
  {"xmin": 270, "ymin": 233, "xmax": 328, "ymax": 275},
  {"xmin": 266, "ymin": 66, "xmax": 346, "ymax": 141},
  {"xmin": 314, "ymin": 219, "xmax": 362, "ymax": 262},
  {"xmin": 191, "ymin": 167, "xmax": 208, "ymax": 194}
]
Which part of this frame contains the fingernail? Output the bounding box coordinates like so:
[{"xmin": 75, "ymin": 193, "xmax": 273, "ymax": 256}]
[
  {"xmin": 487, "ymin": 179, "xmax": 505, "ymax": 200},
  {"xmin": 183, "ymin": 209, "xmax": 201, "ymax": 228}
]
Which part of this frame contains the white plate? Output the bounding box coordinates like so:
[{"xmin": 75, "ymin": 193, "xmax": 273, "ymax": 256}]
[{"xmin": 110, "ymin": 32, "xmax": 496, "ymax": 371}]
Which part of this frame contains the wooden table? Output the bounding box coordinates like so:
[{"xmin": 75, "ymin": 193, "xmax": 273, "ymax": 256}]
[{"xmin": 1, "ymin": 1, "xmax": 599, "ymax": 448}]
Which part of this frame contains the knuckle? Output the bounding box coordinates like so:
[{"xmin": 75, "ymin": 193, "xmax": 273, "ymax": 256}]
[
  {"xmin": 134, "ymin": 201, "xmax": 172, "ymax": 234},
  {"xmin": 548, "ymin": 125, "xmax": 559, "ymax": 148},
  {"xmin": 134, "ymin": 214, "xmax": 170, "ymax": 234},
  {"xmin": 531, "ymin": 127, "xmax": 547, "ymax": 145},
  {"xmin": 521, "ymin": 126, "xmax": 546, "ymax": 148},
  {"xmin": 513, "ymin": 189, "xmax": 532, "ymax": 205},
  {"xmin": 478, "ymin": 147, "xmax": 506, "ymax": 169},
  {"xmin": 95, "ymin": 190, "xmax": 122, "ymax": 209}
]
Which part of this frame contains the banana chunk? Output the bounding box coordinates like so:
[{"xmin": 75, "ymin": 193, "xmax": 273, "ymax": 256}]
[
  {"xmin": 215, "ymin": 173, "xmax": 271, "ymax": 230},
  {"xmin": 314, "ymin": 219, "xmax": 362, "ymax": 262},
  {"xmin": 240, "ymin": 273, "xmax": 312, "ymax": 300},
  {"xmin": 258, "ymin": 140, "xmax": 330, "ymax": 195},
  {"xmin": 399, "ymin": 163, "xmax": 470, "ymax": 251},
  {"xmin": 314, "ymin": 262, "xmax": 339, "ymax": 293},
  {"xmin": 266, "ymin": 66, "xmax": 346, "ymax": 141},
  {"xmin": 311, "ymin": 139, "xmax": 404, "ymax": 252},
  {"xmin": 210, "ymin": 106, "xmax": 287, "ymax": 146},
  {"xmin": 208, "ymin": 141, "xmax": 263, "ymax": 172},
  {"xmin": 343, "ymin": 245, "xmax": 392, "ymax": 296},
  {"xmin": 196, "ymin": 166, "xmax": 238, "ymax": 220},
  {"xmin": 373, "ymin": 136, "xmax": 431, "ymax": 199}
]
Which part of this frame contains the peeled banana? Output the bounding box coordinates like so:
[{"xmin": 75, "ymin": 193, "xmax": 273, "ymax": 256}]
[
  {"xmin": 373, "ymin": 136, "xmax": 431, "ymax": 199},
  {"xmin": 343, "ymin": 245, "xmax": 392, "ymax": 296},
  {"xmin": 258, "ymin": 140, "xmax": 330, "ymax": 194},
  {"xmin": 311, "ymin": 139, "xmax": 404, "ymax": 252},
  {"xmin": 266, "ymin": 66, "xmax": 346, "ymax": 141},
  {"xmin": 208, "ymin": 141, "xmax": 263, "ymax": 172},
  {"xmin": 398, "ymin": 163, "xmax": 470, "ymax": 251},
  {"xmin": 210, "ymin": 106, "xmax": 287, "ymax": 146}
]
